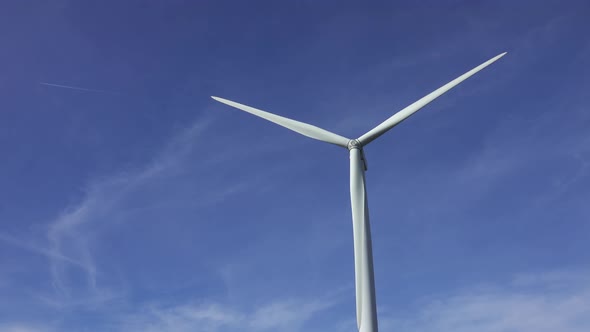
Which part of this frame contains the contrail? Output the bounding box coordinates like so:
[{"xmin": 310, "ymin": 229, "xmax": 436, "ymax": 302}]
[{"xmin": 39, "ymin": 82, "xmax": 117, "ymax": 94}]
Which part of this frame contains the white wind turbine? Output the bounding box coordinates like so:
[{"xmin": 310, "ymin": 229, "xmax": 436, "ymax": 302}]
[{"xmin": 212, "ymin": 52, "xmax": 506, "ymax": 332}]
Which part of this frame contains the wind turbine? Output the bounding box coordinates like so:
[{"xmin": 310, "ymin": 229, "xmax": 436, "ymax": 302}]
[{"xmin": 212, "ymin": 52, "xmax": 506, "ymax": 332}]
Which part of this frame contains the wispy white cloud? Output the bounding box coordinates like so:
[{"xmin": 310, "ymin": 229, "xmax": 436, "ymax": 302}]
[
  {"xmin": 39, "ymin": 119, "xmax": 219, "ymax": 306},
  {"xmin": 0, "ymin": 233, "xmax": 86, "ymax": 269},
  {"xmin": 0, "ymin": 324, "xmax": 54, "ymax": 332},
  {"xmin": 0, "ymin": 115, "xmax": 282, "ymax": 309},
  {"xmin": 117, "ymin": 296, "xmax": 336, "ymax": 332},
  {"xmin": 380, "ymin": 270, "xmax": 590, "ymax": 332},
  {"xmin": 248, "ymin": 298, "xmax": 335, "ymax": 330}
]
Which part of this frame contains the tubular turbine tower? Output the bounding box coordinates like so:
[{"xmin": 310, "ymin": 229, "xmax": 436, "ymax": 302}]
[{"xmin": 212, "ymin": 52, "xmax": 506, "ymax": 332}]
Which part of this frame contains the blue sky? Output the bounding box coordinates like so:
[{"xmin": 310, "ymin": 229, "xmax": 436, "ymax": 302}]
[{"xmin": 1, "ymin": 1, "xmax": 589, "ymax": 331}]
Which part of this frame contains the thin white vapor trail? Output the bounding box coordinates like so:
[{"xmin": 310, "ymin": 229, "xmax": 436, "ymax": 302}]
[{"xmin": 39, "ymin": 82, "xmax": 117, "ymax": 94}]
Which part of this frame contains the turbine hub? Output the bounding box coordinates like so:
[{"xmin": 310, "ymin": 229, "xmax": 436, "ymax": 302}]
[
  {"xmin": 348, "ymin": 139, "xmax": 368, "ymax": 170},
  {"xmin": 347, "ymin": 139, "xmax": 362, "ymax": 150}
]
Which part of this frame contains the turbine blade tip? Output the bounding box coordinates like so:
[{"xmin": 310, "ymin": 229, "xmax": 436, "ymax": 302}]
[{"xmin": 211, "ymin": 96, "xmax": 228, "ymax": 103}]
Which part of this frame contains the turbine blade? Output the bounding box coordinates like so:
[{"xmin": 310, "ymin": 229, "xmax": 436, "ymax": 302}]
[
  {"xmin": 358, "ymin": 52, "xmax": 507, "ymax": 146},
  {"xmin": 349, "ymin": 148, "xmax": 378, "ymax": 332},
  {"xmin": 212, "ymin": 96, "xmax": 350, "ymax": 148}
]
